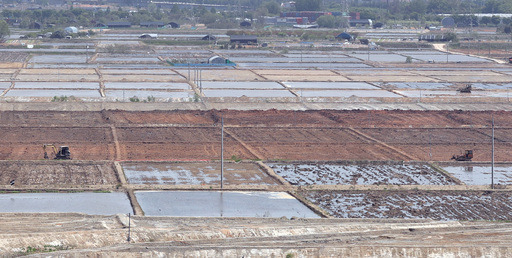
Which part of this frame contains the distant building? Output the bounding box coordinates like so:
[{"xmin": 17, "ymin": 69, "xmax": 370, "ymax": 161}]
[
  {"xmin": 230, "ymin": 35, "xmax": 258, "ymax": 45},
  {"xmin": 349, "ymin": 12, "xmax": 360, "ymax": 20},
  {"xmin": 419, "ymin": 34, "xmax": 449, "ymax": 42},
  {"xmin": 168, "ymin": 22, "xmax": 180, "ymax": 28},
  {"xmin": 208, "ymin": 56, "xmax": 226, "ymax": 64},
  {"xmin": 106, "ymin": 22, "xmax": 132, "ymax": 28},
  {"xmin": 336, "ymin": 32, "xmax": 353, "ymax": 41},
  {"xmin": 71, "ymin": 4, "xmax": 110, "ymax": 11},
  {"xmin": 140, "ymin": 21, "xmax": 165, "ymax": 28},
  {"xmin": 202, "ymin": 35, "xmax": 217, "ymax": 41},
  {"xmin": 281, "ymin": 1, "xmax": 295, "ymax": 9},
  {"xmin": 139, "ymin": 33, "xmax": 158, "ymax": 39},
  {"xmin": 29, "ymin": 22, "xmax": 43, "ymax": 30},
  {"xmin": 240, "ymin": 21, "xmax": 252, "ymax": 28},
  {"xmin": 281, "ymin": 11, "xmax": 334, "ymax": 23}
]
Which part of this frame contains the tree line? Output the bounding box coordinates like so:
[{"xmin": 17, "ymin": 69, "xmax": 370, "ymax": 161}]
[{"xmin": 2, "ymin": 0, "xmax": 512, "ymax": 33}]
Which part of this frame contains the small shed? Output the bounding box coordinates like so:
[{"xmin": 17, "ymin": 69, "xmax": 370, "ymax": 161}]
[
  {"xmin": 240, "ymin": 21, "xmax": 252, "ymax": 28},
  {"xmin": 106, "ymin": 22, "xmax": 132, "ymax": 28},
  {"xmin": 139, "ymin": 33, "xmax": 158, "ymax": 39},
  {"xmin": 230, "ymin": 35, "xmax": 258, "ymax": 45},
  {"xmin": 29, "ymin": 22, "xmax": 42, "ymax": 29},
  {"xmin": 168, "ymin": 22, "xmax": 180, "ymax": 28},
  {"xmin": 208, "ymin": 56, "xmax": 226, "ymax": 64},
  {"xmin": 373, "ymin": 22, "xmax": 384, "ymax": 29},
  {"xmin": 418, "ymin": 34, "xmax": 448, "ymax": 42},
  {"xmin": 202, "ymin": 34, "xmax": 217, "ymax": 41},
  {"xmin": 140, "ymin": 21, "xmax": 165, "ymax": 28},
  {"xmin": 335, "ymin": 32, "xmax": 353, "ymax": 41}
]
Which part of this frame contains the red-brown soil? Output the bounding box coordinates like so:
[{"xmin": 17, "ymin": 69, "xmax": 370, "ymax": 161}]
[
  {"xmin": 0, "ymin": 161, "xmax": 118, "ymax": 186},
  {"xmin": 105, "ymin": 110, "xmax": 215, "ymax": 125},
  {"xmin": 0, "ymin": 110, "xmax": 511, "ymax": 162}
]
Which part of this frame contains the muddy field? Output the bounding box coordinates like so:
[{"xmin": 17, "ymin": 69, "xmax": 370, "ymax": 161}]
[
  {"xmin": 0, "ymin": 161, "xmax": 118, "ymax": 186},
  {"xmin": 305, "ymin": 190, "xmax": 512, "ymax": 220},
  {"xmin": 442, "ymin": 165, "xmax": 512, "ymax": 185},
  {"xmin": 320, "ymin": 110, "xmax": 511, "ymax": 127},
  {"xmin": 263, "ymin": 74, "xmax": 350, "ymax": 82},
  {"xmin": 0, "ymin": 110, "xmax": 510, "ymax": 161},
  {"xmin": 270, "ymin": 162, "xmax": 457, "ymax": 185},
  {"xmin": 106, "ymin": 110, "xmax": 215, "ymax": 124},
  {"xmin": 175, "ymin": 69, "xmax": 264, "ymax": 81},
  {"xmin": 116, "ymin": 126, "xmax": 257, "ymax": 160},
  {"xmin": 0, "ymin": 52, "xmax": 28, "ymax": 63},
  {"xmin": 122, "ymin": 161, "xmax": 278, "ymax": 185}
]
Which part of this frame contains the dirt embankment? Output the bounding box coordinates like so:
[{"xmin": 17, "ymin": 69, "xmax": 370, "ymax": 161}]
[{"xmin": 1, "ymin": 214, "xmax": 511, "ymax": 257}]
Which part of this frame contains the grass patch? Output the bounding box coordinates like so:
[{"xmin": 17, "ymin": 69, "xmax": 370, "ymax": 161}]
[
  {"xmin": 51, "ymin": 95, "xmax": 76, "ymax": 102},
  {"xmin": 20, "ymin": 245, "xmax": 69, "ymax": 255},
  {"xmin": 93, "ymin": 190, "xmax": 111, "ymax": 193}
]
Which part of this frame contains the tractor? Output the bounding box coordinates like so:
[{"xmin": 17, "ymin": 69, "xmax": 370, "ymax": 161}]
[{"xmin": 451, "ymin": 150, "xmax": 473, "ymax": 161}]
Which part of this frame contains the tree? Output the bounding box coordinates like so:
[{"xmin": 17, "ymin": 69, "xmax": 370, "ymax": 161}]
[
  {"xmin": 0, "ymin": 20, "xmax": 9, "ymax": 39},
  {"xmin": 482, "ymin": 0, "xmax": 502, "ymax": 13},
  {"xmin": 295, "ymin": 0, "xmax": 322, "ymax": 11},
  {"xmin": 503, "ymin": 25, "xmax": 511, "ymax": 34},
  {"xmin": 263, "ymin": 1, "xmax": 280, "ymax": 15},
  {"xmin": 316, "ymin": 15, "xmax": 336, "ymax": 28},
  {"xmin": 491, "ymin": 15, "xmax": 501, "ymax": 26},
  {"xmin": 480, "ymin": 16, "xmax": 492, "ymax": 25},
  {"xmin": 406, "ymin": 0, "xmax": 427, "ymax": 16},
  {"xmin": 147, "ymin": 3, "xmax": 157, "ymax": 14},
  {"xmin": 171, "ymin": 4, "xmax": 180, "ymax": 14},
  {"xmin": 426, "ymin": 0, "xmax": 454, "ymax": 14},
  {"xmin": 444, "ymin": 32, "xmax": 458, "ymax": 42},
  {"xmin": 1, "ymin": 10, "xmax": 13, "ymax": 18},
  {"xmin": 200, "ymin": 12, "xmax": 218, "ymax": 25},
  {"xmin": 50, "ymin": 30, "xmax": 64, "ymax": 39}
]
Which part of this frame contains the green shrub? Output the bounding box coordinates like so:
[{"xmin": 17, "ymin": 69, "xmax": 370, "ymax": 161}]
[
  {"xmin": 145, "ymin": 96, "xmax": 156, "ymax": 102},
  {"xmin": 231, "ymin": 155, "xmax": 242, "ymax": 162},
  {"xmin": 193, "ymin": 93, "xmax": 200, "ymax": 102},
  {"xmin": 51, "ymin": 95, "xmax": 68, "ymax": 102}
]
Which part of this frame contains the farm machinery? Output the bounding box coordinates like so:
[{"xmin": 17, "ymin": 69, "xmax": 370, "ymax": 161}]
[
  {"xmin": 451, "ymin": 150, "xmax": 473, "ymax": 161},
  {"xmin": 43, "ymin": 144, "xmax": 71, "ymax": 160}
]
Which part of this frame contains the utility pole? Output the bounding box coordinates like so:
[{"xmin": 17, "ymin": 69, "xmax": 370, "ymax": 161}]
[
  {"xmin": 341, "ymin": 0, "xmax": 348, "ymax": 15},
  {"xmin": 238, "ymin": 0, "xmax": 242, "ymax": 18},
  {"xmin": 127, "ymin": 213, "xmax": 131, "ymax": 242},
  {"xmin": 429, "ymin": 130, "xmax": 432, "ymax": 161},
  {"xmin": 492, "ymin": 114, "xmax": 495, "ymax": 189},
  {"xmin": 221, "ymin": 115, "xmax": 224, "ymax": 189},
  {"xmin": 446, "ymin": 44, "xmax": 449, "ymax": 63}
]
